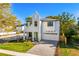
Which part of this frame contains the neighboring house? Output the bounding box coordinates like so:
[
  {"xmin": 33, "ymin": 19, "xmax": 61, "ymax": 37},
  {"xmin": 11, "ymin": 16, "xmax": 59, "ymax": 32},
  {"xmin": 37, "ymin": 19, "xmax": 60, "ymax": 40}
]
[
  {"xmin": 16, "ymin": 24, "xmax": 26, "ymax": 32},
  {"xmin": 24, "ymin": 11, "xmax": 60, "ymax": 42}
]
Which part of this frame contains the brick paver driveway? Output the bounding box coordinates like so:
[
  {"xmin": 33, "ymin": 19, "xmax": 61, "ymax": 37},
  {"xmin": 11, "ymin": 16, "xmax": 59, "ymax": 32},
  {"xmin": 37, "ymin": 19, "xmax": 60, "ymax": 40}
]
[{"xmin": 27, "ymin": 40, "xmax": 58, "ymax": 56}]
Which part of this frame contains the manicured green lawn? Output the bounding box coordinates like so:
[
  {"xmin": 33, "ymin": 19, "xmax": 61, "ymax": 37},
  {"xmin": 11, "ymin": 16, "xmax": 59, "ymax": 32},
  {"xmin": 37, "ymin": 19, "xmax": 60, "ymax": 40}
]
[
  {"xmin": 0, "ymin": 53, "xmax": 12, "ymax": 56},
  {"xmin": 0, "ymin": 41, "xmax": 34, "ymax": 53},
  {"xmin": 59, "ymin": 42, "xmax": 79, "ymax": 56}
]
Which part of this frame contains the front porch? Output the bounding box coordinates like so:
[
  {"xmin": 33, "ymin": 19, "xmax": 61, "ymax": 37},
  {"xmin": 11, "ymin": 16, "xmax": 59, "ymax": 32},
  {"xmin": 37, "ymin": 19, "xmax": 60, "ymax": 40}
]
[{"xmin": 26, "ymin": 32, "xmax": 41, "ymax": 42}]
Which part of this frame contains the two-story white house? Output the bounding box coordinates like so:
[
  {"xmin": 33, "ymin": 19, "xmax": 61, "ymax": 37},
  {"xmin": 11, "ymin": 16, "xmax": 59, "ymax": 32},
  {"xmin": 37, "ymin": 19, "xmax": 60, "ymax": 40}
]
[{"xmin": 25, "ymin": 11, "xmax": 60, "ymax": 42}]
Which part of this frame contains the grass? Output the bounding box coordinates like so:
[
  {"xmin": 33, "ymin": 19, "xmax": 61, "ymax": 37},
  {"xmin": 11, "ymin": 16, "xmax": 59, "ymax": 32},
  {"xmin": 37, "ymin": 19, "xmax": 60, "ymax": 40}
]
[
  {"xmin": 59, "ymin": 43, "xmax": 71, "ymax": 56},
  {"xmin": 57, "ymin": 42, "xmax": 79, "ymax": 56},
  {"xmin": 0, "ymin": 41, "xmax": 34, "ymax": 53},
  {"xmin": 0, "ymin": 53, "xmax": 12, "ymax": 56}
]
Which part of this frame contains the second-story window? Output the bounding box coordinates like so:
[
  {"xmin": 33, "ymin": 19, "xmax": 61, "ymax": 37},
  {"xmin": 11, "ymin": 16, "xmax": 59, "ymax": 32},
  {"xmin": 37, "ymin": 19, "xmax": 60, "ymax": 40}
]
[
  {"xmin": 34, "ymin": 21, "xmax": 37, "ymax": 27},
  {"xmin": 48, "ymin": 21, "xmax": 53, "ymax": 26}
]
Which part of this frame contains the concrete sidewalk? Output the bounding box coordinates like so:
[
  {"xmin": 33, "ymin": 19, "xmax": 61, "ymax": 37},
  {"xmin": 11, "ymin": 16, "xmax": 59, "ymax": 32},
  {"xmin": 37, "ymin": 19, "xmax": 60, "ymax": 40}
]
[{"xmin": 0, "ymin": 49, "xmax": 38, "ymax": 56}]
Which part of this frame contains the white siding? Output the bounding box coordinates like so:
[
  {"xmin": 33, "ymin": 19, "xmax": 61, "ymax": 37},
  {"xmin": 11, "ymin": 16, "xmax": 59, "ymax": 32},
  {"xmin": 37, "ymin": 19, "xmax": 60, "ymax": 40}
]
[
  {"xmin": 42, "ymin": 21, "xmax": 56, "ymax": 34},
  {"xmin": 41, "ymin": 21, "xmax": 60, "ymax": 41}
]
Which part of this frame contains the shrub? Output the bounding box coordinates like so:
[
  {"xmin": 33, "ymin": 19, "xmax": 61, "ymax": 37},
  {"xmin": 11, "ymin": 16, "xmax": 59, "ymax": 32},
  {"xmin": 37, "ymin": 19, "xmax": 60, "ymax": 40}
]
[
  {"xmin": 72, "ymin": 35, "xmax": 79, "ymax": 42},
  {"xmin": 16, "ymin": 32, "xmax": 20, "ymax": 34},
  {"xmin": 64, "ymin": 28, "xmax": 77, "ymax": 44}
]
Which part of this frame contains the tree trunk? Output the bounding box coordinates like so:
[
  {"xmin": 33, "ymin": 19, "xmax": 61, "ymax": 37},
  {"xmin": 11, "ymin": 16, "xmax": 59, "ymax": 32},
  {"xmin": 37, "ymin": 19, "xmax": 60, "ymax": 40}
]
[{"xmin": 62, "ymin": 33, "xmax": 67, "ymax": 45}]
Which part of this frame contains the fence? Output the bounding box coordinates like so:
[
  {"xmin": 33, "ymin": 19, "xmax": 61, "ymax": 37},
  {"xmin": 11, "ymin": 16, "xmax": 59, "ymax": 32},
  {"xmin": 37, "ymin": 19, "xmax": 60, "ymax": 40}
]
[
  {"xmin": 0, "ymin": 32, "xmax": 28, "ymax": 43},
  {"xmin": 0, "ymin": 32, "xmax": 16, "ymax": 36},
  {"xmin": 0, "ymin": 34, "xmax": 23, "ymax": 43}
]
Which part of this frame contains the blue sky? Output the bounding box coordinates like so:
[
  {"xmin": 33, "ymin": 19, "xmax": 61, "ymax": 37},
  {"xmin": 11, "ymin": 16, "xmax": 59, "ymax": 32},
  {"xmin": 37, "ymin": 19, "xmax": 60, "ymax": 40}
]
[{"xmin": 11, "ymin": 3, "xmax": 79, "ymax": 24}]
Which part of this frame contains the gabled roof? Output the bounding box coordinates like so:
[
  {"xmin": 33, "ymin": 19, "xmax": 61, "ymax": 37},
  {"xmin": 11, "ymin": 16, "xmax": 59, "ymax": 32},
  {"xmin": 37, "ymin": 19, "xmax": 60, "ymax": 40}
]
[
  {"xmin": 26, "ymin": 18, "xmax": 59, "ymax": 22},
  {"xmin": 26, "ymin": 11, "xmax": 59, "ymax": 22}
]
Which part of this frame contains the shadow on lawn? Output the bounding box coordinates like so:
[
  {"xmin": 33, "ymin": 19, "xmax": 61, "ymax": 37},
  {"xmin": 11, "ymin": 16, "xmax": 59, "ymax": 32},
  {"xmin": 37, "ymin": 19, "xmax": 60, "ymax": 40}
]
[
  {"xmin": 55, "ymin": 41, "xmax": 79, "ymax": 56},
  {"xmin": 59, "ymin": 41, "xmax": 79, "ymax": 50}
]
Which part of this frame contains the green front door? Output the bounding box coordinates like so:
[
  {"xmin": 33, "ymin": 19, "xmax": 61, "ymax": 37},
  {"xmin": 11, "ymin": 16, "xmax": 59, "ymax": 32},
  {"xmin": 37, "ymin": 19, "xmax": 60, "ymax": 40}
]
[{"xmin": 34, "ymin": 32, "xmax": 38, "ymax": 41}]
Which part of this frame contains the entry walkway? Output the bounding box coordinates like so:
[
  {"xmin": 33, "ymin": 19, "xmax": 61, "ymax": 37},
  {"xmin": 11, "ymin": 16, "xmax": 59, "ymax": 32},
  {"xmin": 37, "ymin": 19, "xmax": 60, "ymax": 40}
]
[{"xmin": 27, "ymin": 40, "xmax": 58, "ymax": 56}]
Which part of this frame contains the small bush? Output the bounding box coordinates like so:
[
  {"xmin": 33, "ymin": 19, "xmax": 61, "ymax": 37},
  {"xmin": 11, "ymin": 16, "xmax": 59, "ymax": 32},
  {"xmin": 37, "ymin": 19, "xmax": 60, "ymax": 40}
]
[
  {"xmin": 16, "ymin": 32, "xmax": 20, "ymax": 34},
  {"xmin": 64, "ymin": 28, "xmax": 77, "ymax": 44},
  {"xmin": 72, "ymin": 35, "xmax": 79, "ymax": 43},
  {"xmin": 65, "ymin": 28, "xmax": 77, "ymax": 39}
]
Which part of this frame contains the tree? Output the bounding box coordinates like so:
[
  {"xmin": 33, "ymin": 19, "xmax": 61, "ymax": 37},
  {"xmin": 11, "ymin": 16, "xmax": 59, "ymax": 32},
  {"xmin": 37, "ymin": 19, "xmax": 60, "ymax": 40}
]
[
  {"xmin": 25, "ymin": 16, "xmax": 32, "ymax": 21},
  {"xmin": 0, "ymin": 3, "xmax": 21, "ymax": 32},
  {"xmin": 58, "ymin": 12, "xmax": 76, "ymax": 44},
  {"xmin": 65, "ymin": 27, "xmax": 77, "ymax": 44},
  {"xmin": 25, "ymin": 16, "xmax": 32, "ymax": 27},
  {"xmin": 0, "ymin": 3, "xmax": 11, "ymax": 28},
  {"xmin": 0, "ymin": 3, "xmax": 10, "ymax": 9},
  {"xmin": 16, "ymin": 20, "xmax": 22, "ymax": 26},
  {"xmin": 46, "ymin": 16, "xmax": 60, "ymax": 19}
]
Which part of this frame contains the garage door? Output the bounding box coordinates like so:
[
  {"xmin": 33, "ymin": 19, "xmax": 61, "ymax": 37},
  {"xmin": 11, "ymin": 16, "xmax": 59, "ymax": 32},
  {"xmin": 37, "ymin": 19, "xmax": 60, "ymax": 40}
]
[{"xmin": 42, "ymin": 33, "xmax": 59, "ymax": 41}]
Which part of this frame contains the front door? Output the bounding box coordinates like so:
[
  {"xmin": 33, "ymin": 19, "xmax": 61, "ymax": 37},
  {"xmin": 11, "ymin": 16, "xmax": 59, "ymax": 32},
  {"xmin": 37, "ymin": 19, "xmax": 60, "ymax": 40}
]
[
  {"xmin": 34, "ymin": 32, "xmax": 38, "ymax": 41},
  {"xmin": 29, "ymin": 32, "xmax": 32, "ymax": 39}
]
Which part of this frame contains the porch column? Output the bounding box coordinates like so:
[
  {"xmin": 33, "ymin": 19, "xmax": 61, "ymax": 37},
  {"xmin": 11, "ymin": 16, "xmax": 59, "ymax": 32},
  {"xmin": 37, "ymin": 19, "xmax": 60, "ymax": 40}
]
[
  {"xmin": 23, "ymin": 25, "xmax": 26, "ymax": 40},
  {"xmin": 38, "ymin": 21, "xmax": 42, "ymax": 42},
  {"xmin": 32, "ymin": 32, "xmax": 34, "ymax": 41},
  {"xmin": 26, "ymin": 32, "xmax": 29, "ymax": 39},
  {"xmin": 38, "ymin": 33, "xmax": 41, "ymax": 42}
]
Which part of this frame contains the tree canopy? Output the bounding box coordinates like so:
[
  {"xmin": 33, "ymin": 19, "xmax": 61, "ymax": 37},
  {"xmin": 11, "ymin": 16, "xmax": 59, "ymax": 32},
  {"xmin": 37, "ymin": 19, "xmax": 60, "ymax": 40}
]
[
  {"xmin": 46, "ymin": 16, "xmax": 60, "ymax": 19},
  {"xmin": 0, "ymin": 3, "xmax": 21, "ymax": 32},
  {"xmin": 58, "ymin": 12, "xmax": 75, "ymax": 34},
  {"xmin": 25, "ymin": 16, "xmax": 32, "ymax": 21}
]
